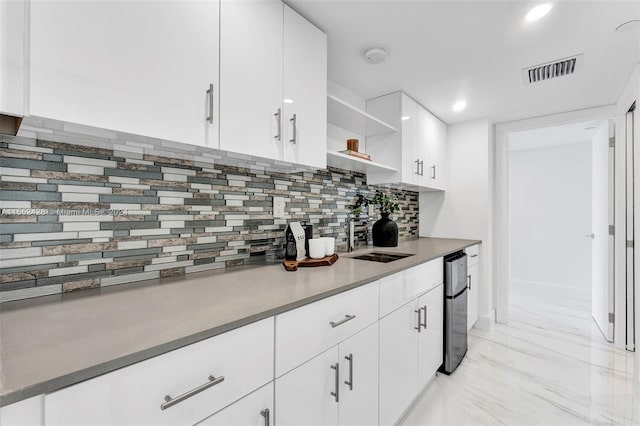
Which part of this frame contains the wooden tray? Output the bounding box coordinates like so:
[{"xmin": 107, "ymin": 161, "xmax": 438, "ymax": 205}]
[{"xmin": 283, "ymin": 254, "xmax": 339, "ymax": 271}]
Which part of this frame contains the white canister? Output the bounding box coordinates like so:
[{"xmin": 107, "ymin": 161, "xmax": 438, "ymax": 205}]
[
  {"xmin": 308, "ymin": 239, "xmax": 326, "ymax": 259},
  {"xmin": 320, "ymin": 237, "xmax": 335, "ymax": 256}
]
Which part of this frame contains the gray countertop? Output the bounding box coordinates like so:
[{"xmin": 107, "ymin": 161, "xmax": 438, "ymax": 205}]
[{"xmin": 0, "ymin": 237, "xmax": 480, "ymax": 406}]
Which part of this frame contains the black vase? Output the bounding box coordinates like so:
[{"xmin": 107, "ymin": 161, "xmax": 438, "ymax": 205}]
[{"xmin": 372, "ymin": 212, "xmax": 398, "ymax": 247}]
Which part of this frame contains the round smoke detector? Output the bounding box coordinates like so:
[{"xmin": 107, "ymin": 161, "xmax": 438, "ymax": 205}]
[{"xmin": 364, "ymin": 47, "xmax": 387, "ymax": 64}]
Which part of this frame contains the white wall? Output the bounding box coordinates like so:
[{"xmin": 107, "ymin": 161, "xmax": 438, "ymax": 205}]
[
  {"xmin": 509, "ymin": 142, "xmax": 592, "ymax": 300},
  {"xmin": 420, "ymin": 119, "xmax": 493, "ymax": 329}
]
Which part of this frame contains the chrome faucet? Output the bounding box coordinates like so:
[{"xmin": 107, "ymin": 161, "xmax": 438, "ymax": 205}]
[{"xmin": 348, "ymin": 217, "xmax": 356, "ymax": 252}]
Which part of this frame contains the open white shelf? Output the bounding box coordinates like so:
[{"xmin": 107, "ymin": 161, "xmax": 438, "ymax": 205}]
[
  {"xmin": 327, "ymin": 94, "xmax": 398, "ymax": 137},
  {"xmin": 327, "ymin": 150, "xmax": 398, "ymax": 174}
]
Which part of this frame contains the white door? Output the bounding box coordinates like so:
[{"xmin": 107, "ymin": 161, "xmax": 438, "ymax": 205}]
[
  {"xmin": 338, "ymin": 323, "xmax": 379, "ymax": 426},
  {"xmin": 378, "ymin": 301, "xmax": 418, "ymax": 426},
  {"xmin": 417, "ymin": 285, "xmax": 444, "ymax": 389},
  {"xmin": 625, "ymin": 107, "xmax": 636, "ymax": 350},
  {"xmin": 219, "ymin": 0, "xmax": 283, "ymax": 161},
  {"xmin": 197, "ymin": 384, "xmax": 273, "ymax": 426},
  {"xmin": 592, "ymin": 121, "xmax": 615, "ymax": 341},
  {"xmin": 282, "ymin": 5, "xmax": 327, "ymax": 169},
  {"xmin": 30, "ymin": 0, "xmax": 219, "ymax": 147},
  {"xmin": 275, "ymin": 347, "xmax": 340, "ymax": 426}
]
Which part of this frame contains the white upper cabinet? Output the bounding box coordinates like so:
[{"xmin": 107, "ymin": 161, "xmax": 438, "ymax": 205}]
[
  {"xmin": 419, "ymin": 108, "xmax": 447, "ymax": 190},
  {"xmin": 219, "ymin": 0, "xmax": 283, "ymax": 161},
  {"xmin": 366, "ymin": 92, "xmax": 446, "ymax": 191},
  {"xmin": 220, "ymin": 0, "xmax": 327, "ymax": 169},
  {"xmin": 29, "ymin": 0, "xmax": 219, "ymax": 147},
  {"xmin": 282, "ymin": 5, "xmax": 327, "ymax": 169}
]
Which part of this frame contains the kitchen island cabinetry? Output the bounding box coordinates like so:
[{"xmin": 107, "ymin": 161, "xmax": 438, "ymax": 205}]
[
  {"xmin": 220, "ymin": 0, "xmax": 327, "ymax": 168},
  {"xmin": 29, "ymin": 0, "xmax": 219, "ymax": 148}
]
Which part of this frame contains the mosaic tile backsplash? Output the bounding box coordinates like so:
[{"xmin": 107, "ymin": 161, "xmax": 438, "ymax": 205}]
[{"xmin": 0, "ymin": 135, "xmax": 419, "ymax": 302}]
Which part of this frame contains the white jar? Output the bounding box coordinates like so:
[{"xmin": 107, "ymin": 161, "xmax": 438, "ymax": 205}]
[
  {"xmin": 308, "ymin": 239, "xmax": 326, "ymax": 259},
  {"xmin": 319, "ymin": 237, "xmax": 335, "ymax": 256}
]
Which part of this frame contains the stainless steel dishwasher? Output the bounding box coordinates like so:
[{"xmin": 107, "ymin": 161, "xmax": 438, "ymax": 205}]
[{"xmin": 440, "ymin": 250, "xmax": 468, "ymax": 374}]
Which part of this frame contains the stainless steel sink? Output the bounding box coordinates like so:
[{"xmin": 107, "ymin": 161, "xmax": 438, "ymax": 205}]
[{"xmin": 350, "ymin": 252, "xmax": 415, "ymax": 263}]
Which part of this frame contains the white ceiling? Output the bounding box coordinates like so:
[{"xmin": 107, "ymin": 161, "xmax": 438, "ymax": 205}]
[
  {"xmin": 508, "ymin": 119, "xmax": 608, "ymax": 151},
  {"xmin": 288, "ymin": 0, "xmax": 640, "ymax": 125}
]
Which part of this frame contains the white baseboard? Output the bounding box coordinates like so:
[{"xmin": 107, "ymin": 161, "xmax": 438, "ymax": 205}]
[{"xmin": 475, "ymin": 309, "xmax": 495, "ymax": 330}]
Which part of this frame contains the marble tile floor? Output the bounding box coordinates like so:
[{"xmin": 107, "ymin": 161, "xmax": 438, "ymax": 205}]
[{"xmin": 400, "ymin": 285, "xmax": 639, "ymax": 425}]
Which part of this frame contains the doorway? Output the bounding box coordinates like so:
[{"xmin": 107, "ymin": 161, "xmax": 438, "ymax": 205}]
[{"xmin": 507, "ymin": 120, "xmax": 612, "ymax": 337}]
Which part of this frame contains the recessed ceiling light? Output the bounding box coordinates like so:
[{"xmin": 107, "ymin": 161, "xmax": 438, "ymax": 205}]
[
  {"xmin": 283, "ymin": 98, "xmax": 294, "ymax": 104},
  {"xmin": 616, "ymin": 19, "xmax": 640, "ymax": 32},
  {"xmin": 401, "ymin": 116, "xmax": 411, "ymax": 121},
  {"xmin": 526, "ymin": 4, "xmax": 552, "ymax": 22},
  {"xmin": 452, "ymin": 100, "xmax": 466, "ymax": 112}
]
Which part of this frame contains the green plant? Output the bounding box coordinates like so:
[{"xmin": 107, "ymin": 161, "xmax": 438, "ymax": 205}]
[
  {"xmin": 370, "ymin": 191, "xmax": 400, "ymax": 215},
  {"xmin": 349, "ymin": 193, "xmax": 369, "ymax": 217}
]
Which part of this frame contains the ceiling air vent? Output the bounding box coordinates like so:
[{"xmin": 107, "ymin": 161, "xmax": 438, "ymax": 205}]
[{"xmin": 522, "ymin": 54, "xmax": 583, "ymax": 84}]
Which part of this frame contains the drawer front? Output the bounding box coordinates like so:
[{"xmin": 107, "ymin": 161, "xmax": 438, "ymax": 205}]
[
  {"xmin": 379, "ymin": 258, "xmax": 443, "ymax": 318},
  {"xmin": 45, "ymin": 318, "xmax": 274, "ymax": 426},
  {"xmin": 275, "ymin": 282, "xmax": 379, "ymax": 377},
  {"xmin": 196, "ymin": 383, "xmax": 273, "ymax": 426},
  {"xmin": 466, "ymin": 245, "xmax": 479, "ymax": 266}
]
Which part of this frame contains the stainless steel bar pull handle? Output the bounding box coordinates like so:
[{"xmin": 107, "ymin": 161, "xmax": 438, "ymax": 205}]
[
  {"xmin": 414, "ymin": 308, "xmax": 422, "ymax": 332},
  {"xmin": 415, "ymin": 159, "xmax": 420, "ymax": 175},
  {"xmin": 260, "ymin": 408, "xmax": 270, "ymax": 426},
  {"xmin": 274, "ymin": 108, "xmax": 282, "ymax": 141},
  {"xmin": 289, "ymin": 114, "xmax": 297, "ymax": 144},
  {"xmin": 421, "ymin": 306, "xmax": 428, "ymax": 329},
  {"xmin": 420, "ymin": 160, "xmax": 425, "ymax": 176},
  {"xmin": 467, "ymin": 274, "xmax": 471, "ymax": 291},
  {"xmin": 206, "ymin": 84, "xmax": 214, "ymax": 124},
  {"xmin": 330, "ymin": 314, "xmax": 356, "ymax": 328},
  {"xmin": 344, "ymin": 354, "xmax": 353, "ymax": 391},
  {"xmin": 431, "ymin": 164, "xmax": 436, "ymax": 179},
  {"xmin": 469, "ymin": 254, "xmax": 478, "ymax": 258},
  {"xmin": 161, "ymin": 375, "xmax": 224, "ymax": 410},
  {"xmin": 330, "ymin": 363, "xmax": 340, "ymax": 402}
]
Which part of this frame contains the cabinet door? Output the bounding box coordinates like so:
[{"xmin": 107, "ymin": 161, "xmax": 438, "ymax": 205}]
[
  {"xmin": 416, "ymin": 106, "xmax": 431, "ymax": 188},
  {"xmin": 417, "ymin": 284, "xmax": 444, "ymax": 389},
  {"xmin": 338, "ymin": 323, "xmax": 379, "ymax": 426},
  {"xmin": 220, "ymin": 0, "xmax": 283, "ymax": 161},
  {"xmin": 0, "ymin": 396, "xmax": 43, "ymax": 426},
  {"xmin": 282, "ymin": 5, "xmax": 327, "ymax": 169},
  {"xmin": 45, "ymin": 318, "xmax": 274, "ymax": 426},
  {"xmin": 196, "ymin": 383, "xmax": 273, "ymax": 426},
  {"xmin": 467, "ymin": 262, "xmax": 479, "ymax": 330},
  {"xmin": 275, "ymin": 347, "xmax": 340, "ymax": 426},
  {"xmin": 401, "ymin": 94, "xmax": 420, "ymax": 185},
  {"xmin": 30, "ymin": 0, "xmax": 219, "ymax": 147},
  {"xmin": 428, "ymin": 116, "xmax": 447, "ymax": 190},
  {"xmin": 378, "ymin": 301, "xmax": 419, "ymax": 426}
]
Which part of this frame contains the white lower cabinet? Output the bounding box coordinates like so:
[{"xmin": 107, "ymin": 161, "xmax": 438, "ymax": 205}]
[
  {"xmin": 196, "ymin": 383, "xmax": 273, "ymax": 426},
  {"xmin": 379, "ymin": 301, "xmax": 419, "ymax": 426},
  {"xmin": 276, "ymin": 323, "xmax": 379, "ymax": 426},
  {"xmin": 44, "ymin": 318, "xmax": 274, "ymax": 426},
  {"xmin": 417, "ymin": 285, "xmax": 444, "ymax": 389},
  {"xmin": 379, "ymin": 283, "xmax": 444, "ymax": 426},
  {"xmin": 0, "ymin": 396, "xmax": 43, "ymax": 426},
  {"xmin": 466, "ymin": 244, "xmax": 480, "ymax": 330}
]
